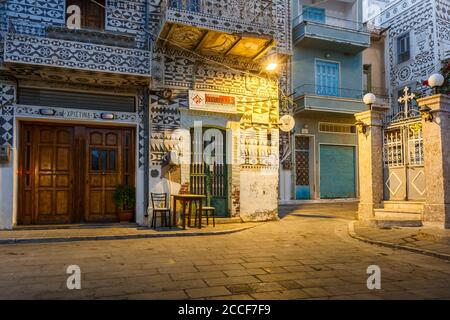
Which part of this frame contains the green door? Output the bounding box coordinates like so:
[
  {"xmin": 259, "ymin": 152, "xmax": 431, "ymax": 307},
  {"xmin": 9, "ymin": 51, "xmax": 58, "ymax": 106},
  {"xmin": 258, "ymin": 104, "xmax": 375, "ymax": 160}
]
[
  {"xmin": 190, "ymin": 128, "xmax": 228, "ymax": 216},
  {"xmin": 320, "ymin": 145, "xmax": 356, "ymax": 199}
]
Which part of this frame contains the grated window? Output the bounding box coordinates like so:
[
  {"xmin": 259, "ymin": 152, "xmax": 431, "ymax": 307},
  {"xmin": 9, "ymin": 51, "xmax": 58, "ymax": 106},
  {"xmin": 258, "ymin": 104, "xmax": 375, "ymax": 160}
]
[{"xmin": 319, "ymin": 122, "xmax": 356, "ymax": 134}]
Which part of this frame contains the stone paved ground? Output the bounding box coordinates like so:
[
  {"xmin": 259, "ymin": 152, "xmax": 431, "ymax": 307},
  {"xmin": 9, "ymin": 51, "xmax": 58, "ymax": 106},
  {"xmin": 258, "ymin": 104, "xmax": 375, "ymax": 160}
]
[
  {"xmin": 352, "ymin": 221, "xmax": 450, "ymax": 256},
  {"xmin": 1, "ymin": 203, "xmax": 450, "ymax": 300},
  {"xmin": 0, "ymin": 220, "xmax": 253, "ymax": 243}
]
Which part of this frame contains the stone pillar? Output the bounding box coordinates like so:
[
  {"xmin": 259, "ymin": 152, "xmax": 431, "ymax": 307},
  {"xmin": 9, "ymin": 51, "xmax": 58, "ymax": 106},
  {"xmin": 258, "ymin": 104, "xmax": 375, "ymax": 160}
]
[
  {"xmin": 355, "ymin": 109, "xmax": 384, "ymax": 220},
  {"xmin": 417, "ymin": 94, "xmax": 450, "ymax": 228}
]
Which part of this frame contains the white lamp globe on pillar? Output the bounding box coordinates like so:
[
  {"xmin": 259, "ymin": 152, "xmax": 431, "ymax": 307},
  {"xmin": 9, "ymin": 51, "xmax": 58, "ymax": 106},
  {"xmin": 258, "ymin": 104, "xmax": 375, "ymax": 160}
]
[
  {"xmin": 363, "ymin": 93, "xmax": 377, "ymax": 110},
  {"xmin": 428, "ymin": 73, "xmax": 445, "ymax": 94}
]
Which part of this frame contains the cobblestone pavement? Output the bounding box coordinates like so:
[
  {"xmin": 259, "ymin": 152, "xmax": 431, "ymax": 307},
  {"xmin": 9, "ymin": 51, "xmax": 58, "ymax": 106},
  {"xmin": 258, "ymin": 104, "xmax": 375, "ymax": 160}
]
[{"xmin": 1, "ymin": 203, "xmax": 450, "ymax": 300}]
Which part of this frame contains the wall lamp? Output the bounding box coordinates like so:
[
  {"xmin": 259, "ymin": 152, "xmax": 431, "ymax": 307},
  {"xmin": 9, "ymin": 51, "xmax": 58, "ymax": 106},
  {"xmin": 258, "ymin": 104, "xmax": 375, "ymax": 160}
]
[
  {"xmin": 428, "ymin": 73, "xmax": 445, "ymax": 94},
  {"xmin": 356, "ymin": 93, "xmax": 376, "ymax": 133},
  {"xmin": 419, "ymin": 105, "xmax": 433, "ymax": 122},
  {"xmin": 101, "ymin": 113, "xmax": 116, "ymax": 120},
  {"xmin": 363, "ymin": 93, "xmax": 377, "ymax": 110},
  {"xmin": 355, "ymin": 120, "xmax": 368, "ymax": 134},
  {"xmin": 39, "ymin": 108, "xmax": 56, "ymax": 116}
]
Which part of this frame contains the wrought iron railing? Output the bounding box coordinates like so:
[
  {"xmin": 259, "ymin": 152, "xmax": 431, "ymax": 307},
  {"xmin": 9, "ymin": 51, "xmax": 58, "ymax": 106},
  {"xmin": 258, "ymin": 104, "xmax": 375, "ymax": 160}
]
[
  {"xmin": 161, "ymin": 0, "xmax": 276, "ymax": 28},
  {"xmin": 7, "ymin": 18, "xmax": 144, "ymax": 49},
  {"xmin": 294, "ymin": 84, "xmax": 366, "ymax": 100},
  {"xmin": 4, "ymin": 18, "xmax": 151, "ymax": 76},
  {"xmin": 293, "ymin": 13, "xmax": 368, "ymax": 32}
]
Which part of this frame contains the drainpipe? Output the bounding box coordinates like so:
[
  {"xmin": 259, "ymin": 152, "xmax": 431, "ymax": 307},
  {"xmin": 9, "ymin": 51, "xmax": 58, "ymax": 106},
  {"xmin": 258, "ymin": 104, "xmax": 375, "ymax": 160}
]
[{"xmin": 143, "ymin": 87, "xmax": 150, "ymax": 217}]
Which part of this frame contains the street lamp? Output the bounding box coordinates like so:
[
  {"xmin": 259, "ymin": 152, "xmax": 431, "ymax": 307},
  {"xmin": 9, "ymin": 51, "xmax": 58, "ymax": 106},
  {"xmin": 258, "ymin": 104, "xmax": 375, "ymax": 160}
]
[
  {"xmin": 363, "ymin": 92, "xmax": 377, "ymax": 110},
  {"xmin": 428, "ymin": 73, "xmax": 445, "ymax": 94},
  {"xmin": 265, "ymin": 62, "xmax": 278, "ymax": 72}
]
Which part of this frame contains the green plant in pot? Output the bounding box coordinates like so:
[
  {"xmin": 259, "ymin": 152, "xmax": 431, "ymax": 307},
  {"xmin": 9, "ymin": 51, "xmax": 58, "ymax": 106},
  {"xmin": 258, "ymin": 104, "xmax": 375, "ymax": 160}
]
[{"xmin": 113, "ymin": 185, "xmax": 136, "ymax": 222}]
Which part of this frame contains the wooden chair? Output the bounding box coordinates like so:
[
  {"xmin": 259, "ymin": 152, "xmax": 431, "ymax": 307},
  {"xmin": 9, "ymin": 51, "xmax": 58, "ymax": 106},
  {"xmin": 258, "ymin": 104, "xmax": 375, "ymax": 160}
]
[
  {"xmin": 195, "ymin": 188, "xmax": 215, "ymax": 227},
  {"xmin": 150, "ymin": 193, "xmax": 171, "ymax": 228}
]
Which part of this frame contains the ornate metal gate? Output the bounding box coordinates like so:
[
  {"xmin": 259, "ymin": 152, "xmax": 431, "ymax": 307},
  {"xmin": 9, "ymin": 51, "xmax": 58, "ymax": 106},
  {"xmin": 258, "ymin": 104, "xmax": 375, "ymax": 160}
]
[
  {"xmin": 383, "ymin": 118, "xmax": 425, "ymax": 201},
  {"xmin": 383, "ymin": 86, "xmax": 426, "ymax": 201}
]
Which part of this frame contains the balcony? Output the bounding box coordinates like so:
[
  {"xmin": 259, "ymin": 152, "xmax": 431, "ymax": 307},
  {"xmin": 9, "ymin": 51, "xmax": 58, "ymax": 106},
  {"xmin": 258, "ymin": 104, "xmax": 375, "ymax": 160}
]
[
  {"xmin": 293, "ymin": 14, "xmax": 370, "ymax": 53},
  {"xmin": 3, "ymin": 20, "xmax": 151, "ymax": 86},
  {"xmin": 156, "ymin": 0, "xmax": 277, "ymax": 61},
  {"xmin": 293, "ymin": 84, "xmax": 368, "ymax": 115}
]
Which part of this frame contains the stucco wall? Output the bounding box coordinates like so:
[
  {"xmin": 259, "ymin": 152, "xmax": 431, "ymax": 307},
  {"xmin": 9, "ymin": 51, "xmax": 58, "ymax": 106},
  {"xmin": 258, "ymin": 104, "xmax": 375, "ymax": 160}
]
[
  {"xmin": 239, "ymin": 169, "xmax": 279, "ymax": 221},
  {"xmin": 0, "ymin": 157, "xmax": 14, "ymax": 229},
  {"xmin": 363, "ymin": 36, "xmax": 386, "ymax": 89},
  {"xmin": 292, "ymin": 113, "xmax": 359, "ymax": 200}
]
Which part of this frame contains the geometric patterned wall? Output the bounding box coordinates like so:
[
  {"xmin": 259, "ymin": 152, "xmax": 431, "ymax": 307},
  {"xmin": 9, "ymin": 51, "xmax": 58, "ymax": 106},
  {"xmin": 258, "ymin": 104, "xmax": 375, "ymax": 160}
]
[
  {"xmin": 368, "ymin": 0, "xmax": 442, "ymax": 117},
  {"xmin": 4, "ymin": 0, "xmax": 65, "ymax": 24},
  {"xmin": 0, "ymin": 81, "xmax": 16, "ymax": 146},
  {"xmin": 106, "ymin": 0, "xmax": 149, "ymax": 49},
  {"xmin": 436, "ymin": 0, "xmax": 450, "ymax": 62},
  {"xmin": 148, "ymin": 0, "xmax": 291, "ymax": 172},
  {"xmin": 385, "ymin": 0, "xmax": 437, "ymax": 88},
  {"xmin": 4, "ymin": 33, "xmax": 151, "ymax": 76}
]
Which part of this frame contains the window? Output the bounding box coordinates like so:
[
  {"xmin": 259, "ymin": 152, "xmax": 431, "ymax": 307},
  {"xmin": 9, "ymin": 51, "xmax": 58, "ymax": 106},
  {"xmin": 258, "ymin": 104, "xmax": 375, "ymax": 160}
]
[
  {"xmin": 303, "ymin": 5, "xmax": 326, "ymax": 23},
  {"xmin": 91, "ymin": 148, "xmax": 117, "ymax": 171},
  {"xmin": 319, "ymin": 123, "xmax": 357, "ymax": 134},
  {"xmin": 397, "ymin": 33, "xmax": 410, "ymax": 64},
  {"xmin": 66, "ymin": 0, "xmax": 105, "ymax": 30},
  {"xmin": 363, "ymin": 65, "xmax": 372, "ymax": 92},
  {"xmin": 315, "ymin": 60, "xmax": 340, "ymax": 97}
]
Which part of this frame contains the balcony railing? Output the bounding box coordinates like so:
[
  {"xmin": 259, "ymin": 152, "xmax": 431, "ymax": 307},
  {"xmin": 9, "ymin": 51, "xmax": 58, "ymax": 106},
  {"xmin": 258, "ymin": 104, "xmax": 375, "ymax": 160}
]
[
  {"xmin": 4, "ymin": 18, "xmax": 151, "ymax": 77},
  {"xmin": 294, "ymin": 84, "xmax": 390, "ymax": 103},
  {"xmin": 159, "ymin": 0, "xmax": 276, "ymax": 33},
  {"xmin": 293, "ymin": 13, "xmax": 367, "ymax": 32},
  {"xmin": 294, "ymin": 84, "xmax": 366, "ymax": 100}
]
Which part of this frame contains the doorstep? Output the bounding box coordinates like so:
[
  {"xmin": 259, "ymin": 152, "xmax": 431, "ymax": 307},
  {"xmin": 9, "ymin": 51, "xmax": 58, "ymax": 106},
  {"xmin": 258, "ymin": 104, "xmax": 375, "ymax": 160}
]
[{"xmin": 0, "ymin": 221, "xmax": 257, "ymax": 245}]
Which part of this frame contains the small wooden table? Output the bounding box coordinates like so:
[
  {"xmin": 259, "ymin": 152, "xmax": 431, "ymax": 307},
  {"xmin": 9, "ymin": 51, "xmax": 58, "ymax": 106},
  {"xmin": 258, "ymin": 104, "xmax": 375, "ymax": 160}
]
[{"xmin": 172, "ymin": 194, "xmax": 205, "ymax": 229}]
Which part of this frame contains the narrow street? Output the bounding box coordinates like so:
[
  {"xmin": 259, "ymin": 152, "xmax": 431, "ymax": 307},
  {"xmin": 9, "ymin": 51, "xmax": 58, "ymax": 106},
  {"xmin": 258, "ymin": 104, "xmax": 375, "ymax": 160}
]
[{"xmin": 1, "ymin": 204, "xmax": 450, "ymax": 300}]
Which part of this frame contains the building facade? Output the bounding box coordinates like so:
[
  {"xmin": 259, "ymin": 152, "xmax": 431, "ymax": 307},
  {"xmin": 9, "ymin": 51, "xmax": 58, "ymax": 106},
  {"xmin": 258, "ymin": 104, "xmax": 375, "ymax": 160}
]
[
  {"xmin": 280, "ymin": 0, "xmax": 370, "ymax": 201},
  {"xmin": 367, "ymin": 0, "xmax": 450, "ymax": 120},
  {"xmin": 358, "ymin": 0, "xmax": 450, "ymax": 224},
  {"xmin": 0, "ymin": 0, "xmax": 291, "ymax": 229}
]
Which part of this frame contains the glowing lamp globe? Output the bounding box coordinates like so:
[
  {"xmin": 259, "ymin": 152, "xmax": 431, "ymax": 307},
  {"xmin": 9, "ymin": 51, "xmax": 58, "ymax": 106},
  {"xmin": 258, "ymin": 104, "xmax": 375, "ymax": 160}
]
[
  {"xmin": 266, "ymin": 62, "xmax": 278, "ymax": 72},
  {"xmin": 428, "ymin": 73, "xmax": 445, "ymax": 88},
  {"xmin": 363, "ymin": 93, "xmax": 377, "ymax": 106}
]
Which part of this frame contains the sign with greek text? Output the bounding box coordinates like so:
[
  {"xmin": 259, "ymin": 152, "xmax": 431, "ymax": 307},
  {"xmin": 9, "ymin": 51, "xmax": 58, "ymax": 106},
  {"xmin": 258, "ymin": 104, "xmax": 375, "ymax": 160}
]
[{"xmin": 189, "ymin": 90, "xmax": 237, "ymax": 114}]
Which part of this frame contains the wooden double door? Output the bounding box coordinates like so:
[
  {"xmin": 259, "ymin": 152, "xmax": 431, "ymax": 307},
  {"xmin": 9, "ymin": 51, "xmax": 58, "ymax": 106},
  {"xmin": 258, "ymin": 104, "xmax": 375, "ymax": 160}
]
[{"xmin": 19, "ymin": 123, "xmax": 135, "ymax": 225}]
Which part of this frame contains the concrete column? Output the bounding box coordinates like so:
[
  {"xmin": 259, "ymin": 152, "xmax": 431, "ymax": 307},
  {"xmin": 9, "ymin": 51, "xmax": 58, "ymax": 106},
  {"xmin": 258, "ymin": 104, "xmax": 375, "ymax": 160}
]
[
  {"xmin": 417, "ymin": 94, "xmax": 450, "ymax": 228},
  {"xmin": 355, "ymin": 109, "xmax": 384, "ymax": 220}
]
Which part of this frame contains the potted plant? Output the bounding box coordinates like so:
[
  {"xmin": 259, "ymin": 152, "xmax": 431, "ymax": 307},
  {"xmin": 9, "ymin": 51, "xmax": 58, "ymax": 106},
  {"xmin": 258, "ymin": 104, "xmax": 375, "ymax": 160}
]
[{"xmin": 113, "ymin": 185, "xmax": 136, "ymax": 222}]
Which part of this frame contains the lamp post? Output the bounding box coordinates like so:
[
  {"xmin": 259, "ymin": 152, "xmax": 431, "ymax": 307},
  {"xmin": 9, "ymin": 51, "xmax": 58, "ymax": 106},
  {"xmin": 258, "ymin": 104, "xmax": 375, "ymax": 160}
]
[
  {"xmin": 363, "ymin": 92, "xmax": 377, "ymax": 111},
  {"xmin": 428, "ymin": 73, "xmax": 445, "ymax": 95}
]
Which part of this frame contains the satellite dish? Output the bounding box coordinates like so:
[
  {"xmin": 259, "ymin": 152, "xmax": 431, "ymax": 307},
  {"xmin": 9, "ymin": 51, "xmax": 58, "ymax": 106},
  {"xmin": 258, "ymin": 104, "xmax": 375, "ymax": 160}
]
[{"xmin": 279, "ymin": 115, "xmax": 295, "ymax": 132}]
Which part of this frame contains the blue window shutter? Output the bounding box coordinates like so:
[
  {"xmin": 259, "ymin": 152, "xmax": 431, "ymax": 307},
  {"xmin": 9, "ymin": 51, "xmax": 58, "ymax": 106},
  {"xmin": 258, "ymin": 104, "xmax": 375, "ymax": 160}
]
[{"xmin": 316, "ymin": 61, "xmax": 339, "ymax": 97}]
